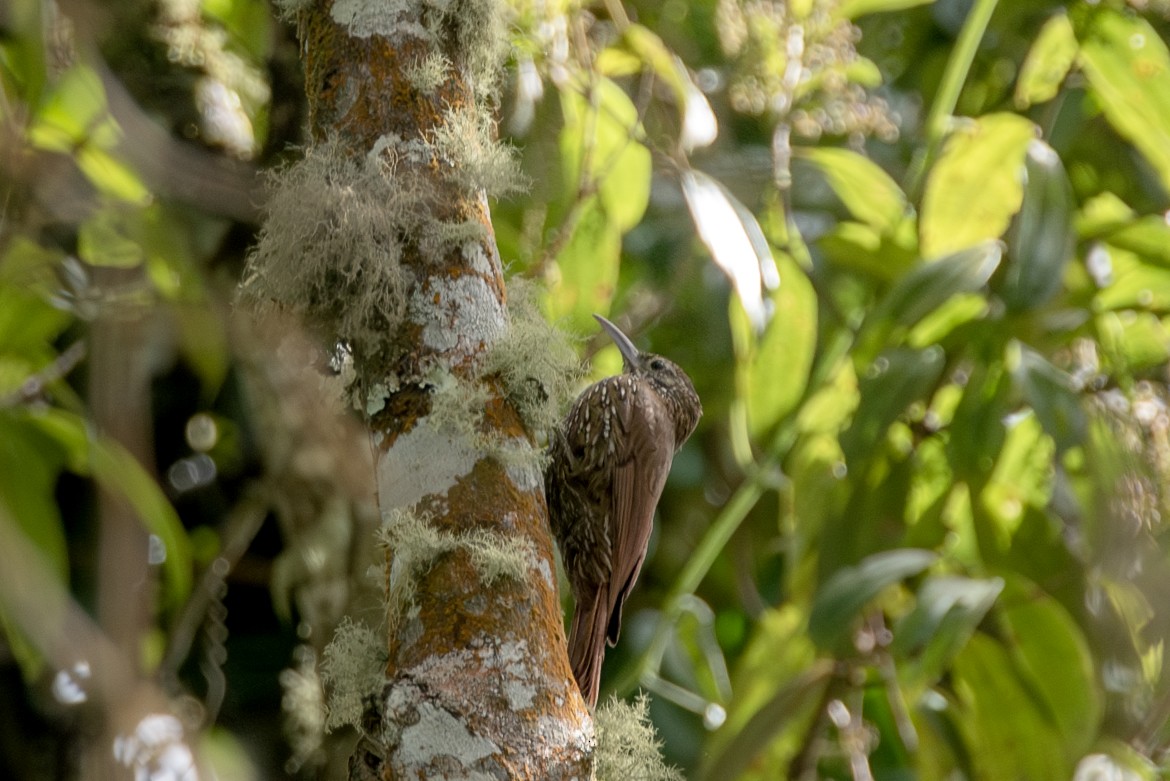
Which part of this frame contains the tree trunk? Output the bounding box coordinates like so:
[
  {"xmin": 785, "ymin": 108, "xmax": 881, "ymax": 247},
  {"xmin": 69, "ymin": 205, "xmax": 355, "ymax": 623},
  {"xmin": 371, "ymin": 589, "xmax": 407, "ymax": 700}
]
[{"xmin": 261, "ymin": 1, "xmax": 594, "ymax": 777}]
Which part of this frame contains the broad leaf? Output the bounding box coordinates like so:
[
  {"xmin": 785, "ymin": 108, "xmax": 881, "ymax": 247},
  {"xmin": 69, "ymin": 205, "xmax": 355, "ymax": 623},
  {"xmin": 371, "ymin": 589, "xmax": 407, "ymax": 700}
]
[
  {"xmin": 737, "ymin": 253, "xmax": 817, "ymax": 437},
  {"xmin": 1009, "ymin": 342, "xmax": 1086, "ymax": 452},
  {"xmin": 560, "ymin": 77, "xmax": 652, "ymax": 231},
  {"xmin": 921, "ymin": 114, "xmax": 1036, "ymax": 258},
  {"xmin": 1001, "ymin": 141, "xmax": 1075, "ymax": 311},
  {"xmin": 808, "ymin": 548, "xmax": 937, "ymax": 650},
  {"xmin": 1015, "ymin": 12, "xmax": 1078, "ymax": 108},
  {"xmin": 1077, "ymin": 8, "xmax": 1170, "ymax": 194}
]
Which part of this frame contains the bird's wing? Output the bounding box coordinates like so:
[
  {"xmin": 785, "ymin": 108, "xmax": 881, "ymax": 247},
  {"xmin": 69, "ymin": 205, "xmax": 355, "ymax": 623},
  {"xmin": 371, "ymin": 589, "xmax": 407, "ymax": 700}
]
[{"xmin": 606, "ymin": 395, "xmax": 674, "ymax": 645}]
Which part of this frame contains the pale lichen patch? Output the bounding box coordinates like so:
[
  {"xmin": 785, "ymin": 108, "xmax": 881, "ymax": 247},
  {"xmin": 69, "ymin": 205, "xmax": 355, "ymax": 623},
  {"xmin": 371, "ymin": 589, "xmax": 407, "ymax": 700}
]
[
  {"xmin": 377, "ymin": 417, "xmax": 480, "ymax": 511},
  {"xmin": 331, "ymin": 0, "xmax": 425, "ymax": 40},
  {"xmin": 413, "ymin": 274, "xmax": 506, "ymax": 361},
  {"xmin": 400, "ymin": 702, "xmax": 499, "ymax": 769}
]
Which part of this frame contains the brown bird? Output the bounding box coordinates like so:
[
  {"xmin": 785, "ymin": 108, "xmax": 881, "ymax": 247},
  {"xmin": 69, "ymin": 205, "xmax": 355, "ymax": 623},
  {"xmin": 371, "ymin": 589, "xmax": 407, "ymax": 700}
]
[{"xmin": 545, "ymin": 314, "xmax": 702, "ymax": 706}]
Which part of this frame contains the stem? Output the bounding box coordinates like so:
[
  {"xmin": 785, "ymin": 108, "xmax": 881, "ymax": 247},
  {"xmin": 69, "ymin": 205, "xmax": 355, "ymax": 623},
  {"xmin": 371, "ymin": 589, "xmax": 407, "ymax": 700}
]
[{"xmin": 906, "ymin": 0, "xmax": 1001, "ymax": 199}]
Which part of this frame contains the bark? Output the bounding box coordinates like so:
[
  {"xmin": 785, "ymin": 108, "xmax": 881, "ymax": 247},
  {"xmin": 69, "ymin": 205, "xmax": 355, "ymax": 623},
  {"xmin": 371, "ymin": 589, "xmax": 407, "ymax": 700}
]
[{"xmin": 284, "ymin": 1, "xmax": 594, "ymax": 777}]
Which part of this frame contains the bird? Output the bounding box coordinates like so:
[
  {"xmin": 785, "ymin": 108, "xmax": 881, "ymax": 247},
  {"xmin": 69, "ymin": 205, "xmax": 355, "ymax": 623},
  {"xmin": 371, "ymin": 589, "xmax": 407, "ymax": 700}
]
[{"xmin": 545, "ymin": 314, "xmax": 701, "ymax": 706}]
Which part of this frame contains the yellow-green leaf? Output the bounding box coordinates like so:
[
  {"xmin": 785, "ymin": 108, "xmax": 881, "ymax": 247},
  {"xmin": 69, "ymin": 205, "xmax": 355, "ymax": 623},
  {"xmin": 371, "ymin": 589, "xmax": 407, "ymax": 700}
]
[
  {"xmin": 797, "ymin": 147, "xmax": 909, "ymax": 235},
  {"xmin": 921, "ymin": 113, "xmax": 1036, "ymax": 258},
  {"xmin": 739, "ymin": 253, "xmax": 817, "ymax": 438},
  {"xmin": 1015, "ymin": 12, "xmax": 1078, "ymax": 108},
  {"xmin": 559, "ymin": 77, "xmax": 652, "ymax": 232},
  {"xmin": 1078, "ymin": 8, "xmax": 1170, "ymax": 194}
]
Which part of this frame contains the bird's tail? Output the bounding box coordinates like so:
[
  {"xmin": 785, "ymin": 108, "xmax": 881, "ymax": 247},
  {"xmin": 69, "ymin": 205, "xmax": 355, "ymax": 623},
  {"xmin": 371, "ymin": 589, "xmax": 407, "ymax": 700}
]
[{"xmin": 567, "ymin": 593, "xmax": 609, "ymax": 707}]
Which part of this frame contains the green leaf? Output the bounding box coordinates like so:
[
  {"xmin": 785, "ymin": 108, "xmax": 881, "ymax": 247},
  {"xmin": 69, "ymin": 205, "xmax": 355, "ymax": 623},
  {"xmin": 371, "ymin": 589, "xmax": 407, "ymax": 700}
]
[
  {"xmin": 1001, "ymin": 141, "xmax": 1075, "ymax": 311},
  {"xmin": 0, "ymin": 414, "xmax": 71, "ymax": 578},
  {"xmin": 1015, "ymin": 12, "xmax": 1078, "ymax": 108},
  {"xmin": 546, "ymin": 200, "xmax": 622, "ymax": 335},
  {"xmin": 808, "ymin": 548, "xmax": 937, "ymax": 650},
  {"xmin": 79, "ymin": 209, "xmax": 146, "ymax": 268},
  {"xmin": 1101, "ymin": 215, "xmax": 1170, "ymax": 269},
  {"xmin": 1077, "ymin": 8, "xmax": 1170, "ymax": 195},
  {"xmin": 920, "ymin": 113, "xmax": 1036, "ymax": 258},
  {"xmin": 559, "ymin": 77, "xmax": 652, "ymax": 231},
  {"xmin": 1009, "ymin": 342, "xmax": 1085, "ymax": 452},
  {"xmin": 0, "ymin": 240, "xmax": 71, "ymax": 368},
  {"xmin": 894, "ymin": 575, "xmax": 1003, "ymax": 686},
  {"xmin": 796, "ymin": 147, "xmax": 910, "ymax": 235},
  {"xmin": 739, "ymin": 253, "xmax": 817, "ymax": 437},
  {"xmin": 859, "ymin": 242, "xmax": 1001, "ymax": 358},
  {"xmin": 616, "ymin": 24, "xmax": 688, "ymax": 105},
  {"xmin": 836, "ymin": 0, "xmax": 934, "ymax": 19},
  {"xmin": 951, "ymin": 633, "xmax": 1069, "ymax": 781},
  {"xmin": 818, "ymin": 220, "xmax": 918, "ymax": 281},
  {"xmin": 27, "ymin": 64, "xmax": 118, "ymax": 151},
  {"xmin": 999, "ymin": 580, "xmax": 1102, "ymax": 761},
  {"xmin": 703, "ymin": 606, "xmax": 821, "ymax": 780},
  {"xmin": 841, "ymin": 346, "xmax": 947, "ymax": 467},
  {"xmin": 1094, "ymin": 246, "xmax": 1170, "ymax": 312},
  {"xmin": 91, "ymin": 437, "xmax": 192, "ymax": 611},
  {"xmin": 24, "ymin": 409, "xmax": 192, "ymax": 611},
  {"xmin": 883, "ymin": 243, "xmax": 1001, "ymax": 329},
  {"xmin": 698, "ymin": 662, "xmax": 833, "ymax": 781},
  {"xmin": 947, "ymin": 359, "xmax": 1010, "ymax": 481},
  {"xmin": 1096, "ymin": 310, "xmax": 1170, "ymax": 373},
  {"xmin": 76, "ymin": 146, "xmax": 151, "ymax": 204}
]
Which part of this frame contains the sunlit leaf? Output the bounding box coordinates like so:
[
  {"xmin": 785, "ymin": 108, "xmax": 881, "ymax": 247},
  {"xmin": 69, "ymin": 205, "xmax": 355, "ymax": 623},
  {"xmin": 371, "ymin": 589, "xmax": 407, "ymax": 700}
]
[
  {"xmin": 1000, "ymin": 580, "xmax": 1102, "ymax": 759},
  {"xmin": 818, "ymin": 220, "xmax": 918, "ymax": 281},
  {"xmin": 682, "ymin": 169, "xmax": 778, "ymax": 332},
  {"xmin": 1015, "ymin": 12, "xmax": 1078, "ymax": 108},
  {"xmin": 614, "ymin": 24, "xmax": 688, "ymax": 105},
  {"xmin": 546, "ymin": 200, "xmax": 621, "ymax": 335},
  {"xmin": 858, "ymin": 242, "xmax": 1001, "ymax": 359},
  {"xmin": 1101, "ymin": 215, "xmax": 1170, "ymax": 269},
  {"xmin": 1001, "ymin": 141, "xmax": 1075, "ymax": 311},
  {"xmin": 808, "ymin": 548, "xmax": 937, "ymax": 650},
  {"xmin": 836, "ymin": 0, "xmax": 933, "ymax": 19},
  {"xmin": 1097, "ymin": 310, "xmax": 1170, "ymax": 374},
  {"xmin": 921, "ymin": 114, "xmax": 1036, "ymax": 258},
  {"xmin": 559, "ymin": 78, "xmax": 651, "ymax": 231},
  {"xmin": 1077, "ymin": 7, "xmax": 1170, "ymax": 194},
  {"xmin": 28, "ymin": 64, "xmax": 118, "ymax": 151},
  {"xmin": 1094, "ymin": 246, "xmax": 1170, "ymax": 312},
  {"xmin": 797, "ymin": 147, "xmax": 909, "ymax": 235},
  {"xmin": 737, "ymin": 253, "xmax": 817, "ymax": 438},
  {"xmin": 76, "ymin": 146, "xmax": 151, "ymax": 204},
  {"xmin": 951, "ymin": 633, "xmax": 1069, "ymax": 781}
]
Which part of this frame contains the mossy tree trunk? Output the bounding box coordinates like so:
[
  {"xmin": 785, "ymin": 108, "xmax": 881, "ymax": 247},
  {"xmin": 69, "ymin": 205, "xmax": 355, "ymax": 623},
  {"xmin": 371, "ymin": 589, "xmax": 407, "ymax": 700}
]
[{"xmin": 255, "ymin": 0, "xmax": 594, "ymax": 777}]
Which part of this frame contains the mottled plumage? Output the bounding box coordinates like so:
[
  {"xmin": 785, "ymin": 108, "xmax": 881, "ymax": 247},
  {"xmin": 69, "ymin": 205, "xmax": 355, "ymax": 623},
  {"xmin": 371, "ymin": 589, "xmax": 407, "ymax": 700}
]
[{"xmin": 545, "ymin": 315, "xmax": 701, "ymax": 706}]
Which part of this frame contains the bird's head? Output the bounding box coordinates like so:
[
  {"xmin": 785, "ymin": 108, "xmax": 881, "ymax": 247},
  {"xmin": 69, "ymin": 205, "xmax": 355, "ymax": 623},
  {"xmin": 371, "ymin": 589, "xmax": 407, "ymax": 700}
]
[{"xmin": 594, "ymin": 314, "xmax": 702, "ymax": 443}]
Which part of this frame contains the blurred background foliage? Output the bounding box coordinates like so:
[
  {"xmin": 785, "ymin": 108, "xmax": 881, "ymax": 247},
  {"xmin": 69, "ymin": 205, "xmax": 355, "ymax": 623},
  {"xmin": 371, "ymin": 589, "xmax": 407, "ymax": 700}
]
[{"xmin": 4, "ymin": 0, "xmax": 1170, "ymax": 778}]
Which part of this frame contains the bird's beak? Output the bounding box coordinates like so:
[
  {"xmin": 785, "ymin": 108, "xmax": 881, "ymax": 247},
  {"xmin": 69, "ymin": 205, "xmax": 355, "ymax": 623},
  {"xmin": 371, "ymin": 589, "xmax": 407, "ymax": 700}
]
[{"xmin": 594, "ymin": 314, "xmax": 641, "ymax": 369}]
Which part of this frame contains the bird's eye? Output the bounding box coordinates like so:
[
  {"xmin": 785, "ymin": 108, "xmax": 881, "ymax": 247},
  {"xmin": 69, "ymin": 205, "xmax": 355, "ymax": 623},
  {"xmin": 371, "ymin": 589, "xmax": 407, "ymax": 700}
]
[{"xmin": 650, "ymin": 358, "xmax": 666, "ymax": 371}]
